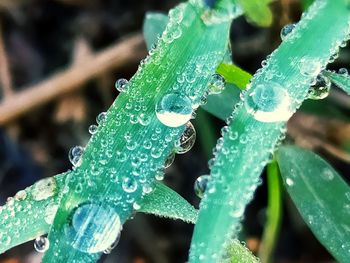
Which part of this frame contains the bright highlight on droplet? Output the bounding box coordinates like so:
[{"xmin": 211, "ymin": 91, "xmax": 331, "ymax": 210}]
[
  {"xmin": 244, "ymin": 82, "xmax": 293, "ymax": 122},
  {"xmin": 155, "ymin": 93, "xmax": 193, "ymax": 127}
]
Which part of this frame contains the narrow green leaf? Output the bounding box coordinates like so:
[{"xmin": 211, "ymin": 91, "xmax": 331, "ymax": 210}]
[
  {"xmin": 143, "ymin": 12, "xmax": 168, "ymax": 50},
  {"xmin": 325, "ymin": 70, "xmax": 350, "ymax": 95},
  {"xmin": 224, "ymin": 240, "xmax": 259, "ymax": 263},
  {"xmin": 259, "ymin": 160, "xmax": 282, "ymax": 263},
  {"xmin": 0, "ymin": 172, "xmax": 67, "ymax": 254},
  {"xmin": 139, "ymin": 182, "xmax": 198, "ymax": 224},
  {"xmin": 301, "ymin": 0, "xmax": 315, "ymax": 10},
  {"xmin": 237, "ymin": 0, "xmax": 273, "ymax": 27},
  {"xmin": 201, "ymin": 83, "xmax": 241, "ymax": 120},
  {"xmin": 276, "ymin": 146, "xmax": 350, "ymax": 263},
  {"xmin": 216, "ymin": 63, "xmax": 252, "ymax": 89}
]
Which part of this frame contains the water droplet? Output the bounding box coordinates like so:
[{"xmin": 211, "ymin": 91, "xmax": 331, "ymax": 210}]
[
  {"xmin": 155, "ymin": 93, "xmax": 193, "ymax": 127},
  {"xmin": 103, "ymin": 234, "xmax": 120, "ymax": 254},
  {"xmin": 115, "ymin": 78, "xmax": 129, "ymax": 92},
  {"xmin": 175, "ymin": 122, "xmax": 196, "ymax": 154},
  {"xmin": 133, "ymin": 202, "xmax": 141, "ymax": 210},
  {"xmin": 339, "ymin": 68, "xmax": 348, "ymax": 75},
  {"xmin": 308, "ymin": 73, "xmax": 331, "ymax": 100},
  {"xmin": 32, "ymin": 178, "xmax": 57, "ymax": 201},
  {"xmin": 96, "ymin": 112, "xmax": 107, "ymax": 124},
  {"xmin": 286, "ymin": 177, "xmax": 294, "ymax": 186},
  {"xmin": 280, "ymin": 23, "xmax": 296, "ymax": 40},
  {"xmin": 321, "ymin": 169, "xmax": 334, "ymax": 181},
  {"xmin": 67, "ymin": 203, "xmax": 122, "ymax": 253},
  {"xmin": 164, "ymin": 152, "xmax": 175, "ymax": 168},
  {"xmin": 15, "ymin": 190, "xmax": 27, "ymax": 201},
  {"xmin": 122, "ymin": 177, "xmax": 138, "ymax": 193},
  {"xmin": 69, "ymin": 146, "xmax": 84, "ymax": 167},
  {"xmin": 208, "ymin": 74, "xmax": 225, "ymax": 94},
  {"xmin": 299, "ymin": 58, "xmax": 321, "ymax": 77},
  {"xmin": 244, "ymin": 82, "xmax": 292, "ymax": 122},
  {"xmin": 34, "ymin": 236, "xmax": 50, "ymax": 253},
  {"xmin": 194, "ymin": 175, "xmax": 210, "ymax": 198},
  {"xmin": 89, "ymin": 124, "xmax": 98, "ymax": 135},
  {"xmin": 44, "ymin": 204, "xmax": 59, "ymax": 224}
]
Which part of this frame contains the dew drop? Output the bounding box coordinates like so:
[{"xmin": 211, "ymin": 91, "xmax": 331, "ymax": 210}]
[
  {"xmin": 244, "ymin": 82, "xmax": 292, "ymax": 122},
  {"xmin": 299, "ymin": 58, "xmax": 321, "ymax": 77},
  {"xmin": 280, "ymin": 23, "xmax": 296, "ymax": 40},
  {"xmin": 208, "ymin": 73, "xmax": 225, "ymax": 94},
  {"xmin": 308, "ymin": 73, "xmax": 331, "ymax": 100},
  {"xmin": 103, "ymin": 234, "xmax": 120, "ymax": 254},
  {"xmin": 14, "ymin": 190, "xmax": 27, "ymax": 201},
  {"xmin": 286, "ymin": 177, "xmax": 294, "ymax": 186},
  {"xmin": 122, "ymin": 177, "xmax": 138, "ymax": 193},
  {"xmin": 339, "ymin": 68, "xmax": 348, "ymax": 75},
  {"xmin": 164, "ymin": 152, "xmax": 175, "ymax": 168},
  {"xmin": 67, "ymin": 203, "xmax": 122, "ymax": 253},
  {"xmin": 69, "ymin": 146, "xmax": 84, "ymax": 167},
  {"xmin": 32, "ymin": 178, "xmax": 57, "ymax": 201},
  {"xmin": 115, "ymin": 78, "xmax": 129, "ymax": 92},
  {"xmin": 96, "ymin": 112, "xmax": 107, "ymax": 125},
  {"xmin": 88, "ymin": 124, "xmax": 98, "ymax": 135},
  {"xmin": 155, "ymin": 93, "xmax": 193, "ymax": 127},
  {"xmin": 194, "ymin": 175, "xmax": 210, "ymax": 198},
  {"xmin": 175, "ymin": 122, "xmax": 196, "ymax": 154},
  {"xmin": 34, "ymin": 236, "xmax": 50, "ymax": 253}
]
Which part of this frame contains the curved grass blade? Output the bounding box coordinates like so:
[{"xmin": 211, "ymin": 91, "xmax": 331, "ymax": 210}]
[
  {"xmin": 325, "ymin": 70, "xmax": 350, "ymax": 95},
  {"xmin": 189, "ymin": 0, "xmax": 350, "ymax": 262},
  {"xmin": 139, "ymin": 182, "xmax": 198, "ymax": 223},
  {"xmin": 276, "ymin": 146, "xmax": 350, "ymax": 263},
  {"xmin": 224, "ymin": 240, "xmax": 259, "ymax": 263},
  {"xmin": 43, "ymin": 2, "xmax": 240, "ymax": 262},
  {"xmin": 0, "ymin": 172, "xmax": 67, "ymax": 254}
]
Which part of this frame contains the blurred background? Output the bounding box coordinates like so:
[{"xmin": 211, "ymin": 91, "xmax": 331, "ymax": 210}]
[{"xmin": 0, "ymin": 0, "xmax": 349, "ymax": 262}]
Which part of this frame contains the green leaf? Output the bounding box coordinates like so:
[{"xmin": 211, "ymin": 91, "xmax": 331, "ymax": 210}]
[
  {"xmin": 143, "ymin": 12, "xmax": 168, "ymax": 50},
  {"xmin": 216, "ymin": 63, "xmax": 252, "ymax": 89},
  {"xmin": 139, "ymin": 182, "xmax": 198, "ymax": 223},
  {"xmin": 301, "ymin": 0, "xmax": 315, "ymax": 10},
  {"xmin": 325, "ymin": 70, "xmax": 350, "ymax": 96},
  {"xmin": 259, "ymin": 160, "xmax": 282, "ymax": 263},
  {"xmin": 224, "ymin": 240, "xmax": 259, "ymax": 263},
  {"xmin": 276, "ymin": 146, "xmax": 350, "ymax": 263},
  {"xmin": 201, "ymin": 83, "xmax": 241, "ymax": 120},
  {"xmin": 0, "ymin": 172, "xmax": 67, "ymax": 254},
  {"xmin": 237, "ymin": 0, "xmax": 273, "ymax": 27}
]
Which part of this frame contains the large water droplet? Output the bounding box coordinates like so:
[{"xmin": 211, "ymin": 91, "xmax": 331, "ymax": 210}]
[
  {"xmin": 155, "ymin": 93, "xmax": 193, "ymax": 127},
  {"xmin": 339, "ymin": 68, "xmax": 348, "ymax": 75},
  {"xmin": 115, "ymin": 78, "xmax": 129, "ymax": 92},
  {"xmin": 32, "ymin": 178, "xmax": 57, "ymax": 201},
  {"xmin": 122, "ymin": 177, "xmax": 138, "ymax": 193},
  {"xmin": 194, "ymin": 175, "xmax": 210, "ymax": 198},
  {"xmin": 103, "ymin": 234, "xmax": 121, "ymax": 254},
  {"xmin": 308, "ymin": 73, "xmax": 331, "ymax": 100},
  {"xmin": 208, "ymin": 74, "xmax": 225, "ymax": 94},
  {"xmin": 175, "ymin": 122, "xmax": 196, "ymax": 154},
  {"xmin": 69, "ymin": 146, "xmax": 84, "ymax": 167},
  {"xmin": 34, "ymin": 236, "xmax": 50, "ymax": 253},
  {"xmin": 67, "ymin": 203, "xmax": 122, "ymax": 253},
  {"xmin": 164, "ymin": 152, "xmax": 175, "ymax": 168},
  {"xmin": 280, "ymin": 23, "xmax": 296, "ymax": 40},
  {"xmin": 244, "ymin": 82, "xmax": 292, "ymax": 122}
]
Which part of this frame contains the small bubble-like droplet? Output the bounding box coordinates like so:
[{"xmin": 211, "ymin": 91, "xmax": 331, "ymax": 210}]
[
  {"xmin": 194, "ymin": 175, "xmax": 210, "ymax": 198},
  {"xmin": 89, "ymin": 124, "xmax": 98, "ymax": 135},
  {"xmin": 280, "ymin": 23, "xmax": 296, "ymax": 40},
  {"xmin": 164, "ymin": 152, "xmax": 175, "ymax": 168},
  {"xmin": 122, "ymin": 177, "xmax": 138, "ymax": 193},
  {"xmin": 34, "ymin": 236, "xmax": 50, "ymax": 253},
  {"xmin": 299, "ymin": 58, "xmax": 321, "ymax": 77},
  {"xmin": 244, "ymin": 82, "xmax": 292, "ymax": 122},
  {"xmin": 286, "ymin": 177, "xmax": 294, "ymax": 186},
  {"xmin": 155, "ymin": 93, "xmax": 193, "ymax": 127},
  {"xmin": 96, "ymin": 112, "xmax": 107, "ymax": 125},
  {"xmin": 308, "ymin": 74, "xmax": 331, "ymax": 100},
  {"xmin": 15, "ymin": 190, "xmax": 27, "ymax": 201},
  {"xmin": 32, "ymin": 178, "xmax": 57, "ymax": 201},
  {"xmin": 67, "ymin": 203, "xmax": 122, "ymax": 253},
  {"xmin": 208, "ymin": 74, "xmax": 225, "ymax": 94},
  {"xmin": 69, "ymin": 146, "xmax": 84, "ymax": 167},
  {"xmin": 339, "ymin": 68, "xmax": 348, "ymax": 75},
  {"xmin": 175, "ymin": 122, "xmax": 196, "ymax": 154},
  {"xmin": 115, "ymin": 78, "xmax": 129, "ymax": 92}
]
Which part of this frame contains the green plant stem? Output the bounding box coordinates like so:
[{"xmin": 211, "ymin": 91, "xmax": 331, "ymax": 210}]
[{"xmin": 259, "ymin": 160, "xmax": 282, "ymax": 263}]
